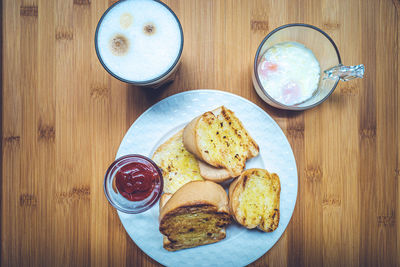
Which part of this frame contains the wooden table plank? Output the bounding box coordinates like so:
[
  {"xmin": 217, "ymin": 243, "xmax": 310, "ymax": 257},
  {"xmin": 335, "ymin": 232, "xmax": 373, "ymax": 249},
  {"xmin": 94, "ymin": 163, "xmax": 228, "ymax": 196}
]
[{"xmin": 2, "ymin": 0, "xmax": 399, "ymax": 266}]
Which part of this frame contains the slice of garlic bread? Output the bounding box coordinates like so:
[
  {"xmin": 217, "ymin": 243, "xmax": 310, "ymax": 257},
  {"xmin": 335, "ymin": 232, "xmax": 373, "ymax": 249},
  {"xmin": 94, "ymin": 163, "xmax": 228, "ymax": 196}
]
[
  {"xmin": 152, "ymin": 130, "xmax": 203, "ymax": 194},
  {"xmin": 159, "ymin": 193, "xmax": 173, "ymax": 249},
  {"xmin": 159, "ymin": 181, "xmax": 231, "ymax": 251},
  {"xmin": 183, "ymin": 106, "xmax": 259, "ymax": 177},
  {"xmin": 197, "ymin": 160, "xmax": 232, "ymax": 183},
  {"xmin": 159, "ymin": 193, "xmax": 172, "ymax": 212},
  {"xmin": 229, "ymin": 168, "xmax": 280, "ymax": 232}
]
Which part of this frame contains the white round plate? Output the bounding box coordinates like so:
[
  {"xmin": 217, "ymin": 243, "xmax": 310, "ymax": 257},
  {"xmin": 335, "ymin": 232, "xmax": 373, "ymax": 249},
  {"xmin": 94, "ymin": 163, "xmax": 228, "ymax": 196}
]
[{"xmin": 116, "ymin": 89, "xmax": 298, "ymax": 267}]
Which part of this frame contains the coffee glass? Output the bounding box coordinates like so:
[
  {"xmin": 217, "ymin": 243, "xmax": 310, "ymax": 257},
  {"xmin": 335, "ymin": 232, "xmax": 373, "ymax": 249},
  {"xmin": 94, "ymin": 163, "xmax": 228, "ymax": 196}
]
[
  {"xmin": 252, "ymin": 24, "xmax": 364, "ymax": 110},
  {"xmin": 95, "ymin": 0, "xmax": 184, "ymax": 88}
]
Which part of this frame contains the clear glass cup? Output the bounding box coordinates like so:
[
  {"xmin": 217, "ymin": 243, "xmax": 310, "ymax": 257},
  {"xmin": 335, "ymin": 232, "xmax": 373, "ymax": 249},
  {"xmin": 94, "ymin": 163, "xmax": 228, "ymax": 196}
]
[
  {"xmin": 104, "ymin": 154, "xmax": 163, "ymax": 214},
  {"xmin": 252, "ymin": 23, "xmax": 364, "ymax": 110},
  {"xmin": 95, "ymin": 0, "xmax": 184, "ymax": 88}
]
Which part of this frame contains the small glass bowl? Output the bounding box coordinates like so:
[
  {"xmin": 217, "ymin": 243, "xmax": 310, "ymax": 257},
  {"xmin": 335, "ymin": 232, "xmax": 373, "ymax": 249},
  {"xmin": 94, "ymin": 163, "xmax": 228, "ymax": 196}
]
[{"xmin": 104, "ymin": 154, "xmax": 163, "ymax": 214}]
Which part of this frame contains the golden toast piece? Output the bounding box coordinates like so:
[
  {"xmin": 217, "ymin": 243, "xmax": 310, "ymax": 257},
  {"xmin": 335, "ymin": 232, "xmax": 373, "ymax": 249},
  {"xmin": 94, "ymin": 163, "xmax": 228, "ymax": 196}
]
[
  {"xmin": 183, "ymin": 106, "xmax": 259, "ymax": 177},
  {"xmin": 229, "ymin": 168, "xmax": 280, "ymax": 232},
  {"xmin": 152, "ymin": 130, "xmax": 203, "ymax": 194}
]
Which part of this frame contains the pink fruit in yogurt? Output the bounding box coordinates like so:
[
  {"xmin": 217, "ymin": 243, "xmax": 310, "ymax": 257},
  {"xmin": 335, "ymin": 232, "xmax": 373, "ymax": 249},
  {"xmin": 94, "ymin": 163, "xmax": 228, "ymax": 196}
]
[
  {"xmin": 258, "ymin": 59, "xmax": 278, "ymax": 77},
  {"xmin": 281, "ymin": 82, "xmax": 301, "ymax": 105}
]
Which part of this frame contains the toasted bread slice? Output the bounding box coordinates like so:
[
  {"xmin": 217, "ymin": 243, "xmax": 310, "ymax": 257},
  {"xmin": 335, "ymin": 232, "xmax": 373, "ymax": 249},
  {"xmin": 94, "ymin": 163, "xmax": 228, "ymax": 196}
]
[
  {"xmin": 183, "ymin": 106, "xmax": 259, "ymax": 177},
  {"xmin": 229, "ymin": 168, "xmax": 280, "ymax": 232},
  {"xmin": 152, "ymin": 130, "xmax": 203, "ymax": 194},
  {"xmin": 159, "ymin": 181, "xmax": 231, "ymax": 251},
  {"xmin": 159, "ymin": 193, "xmax": 172, "ymax": 212},
  {"xmin": 197, "ymin": 160, "xmax": 233, "ymax": 182},
  {"xmin": 159, "ymin": 193, "xmax": 173, "ymax": 248}
]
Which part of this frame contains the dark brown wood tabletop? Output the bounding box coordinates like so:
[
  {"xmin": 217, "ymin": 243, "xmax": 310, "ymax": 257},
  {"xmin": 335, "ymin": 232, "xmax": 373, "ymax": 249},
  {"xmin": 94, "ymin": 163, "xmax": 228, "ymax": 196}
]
[{"xmin": 2, "ymin": 0, "xmax": 399, "ymax": 266}]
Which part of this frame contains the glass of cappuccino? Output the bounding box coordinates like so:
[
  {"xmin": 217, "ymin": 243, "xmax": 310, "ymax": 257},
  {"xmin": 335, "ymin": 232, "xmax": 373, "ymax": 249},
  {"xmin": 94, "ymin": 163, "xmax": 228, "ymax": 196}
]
[{"xmin": 95, "ymin": 0, "xmax": 183, "ymax": 87}]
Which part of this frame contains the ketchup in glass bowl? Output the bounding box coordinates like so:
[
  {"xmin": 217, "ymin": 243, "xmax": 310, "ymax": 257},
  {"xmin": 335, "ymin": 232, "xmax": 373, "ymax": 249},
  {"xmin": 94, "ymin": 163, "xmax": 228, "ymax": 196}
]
[{"xmin": 104, "ymin": 154, "xmax": 163, "ymax": 214}]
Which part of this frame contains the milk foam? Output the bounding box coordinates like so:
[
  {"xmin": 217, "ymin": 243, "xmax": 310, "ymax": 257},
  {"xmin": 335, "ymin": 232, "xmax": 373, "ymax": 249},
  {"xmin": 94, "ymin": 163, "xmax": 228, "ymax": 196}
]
[{"xmin": 96, "ymin": 0, "xmax": 182, "ymax": 82}]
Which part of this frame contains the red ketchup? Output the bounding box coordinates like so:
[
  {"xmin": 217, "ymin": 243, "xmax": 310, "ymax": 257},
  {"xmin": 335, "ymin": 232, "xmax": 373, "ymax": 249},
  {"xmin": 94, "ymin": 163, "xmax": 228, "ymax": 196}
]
[{"xmin": 115, "ymin": 160, "xmax": 160, "ymax": 201}]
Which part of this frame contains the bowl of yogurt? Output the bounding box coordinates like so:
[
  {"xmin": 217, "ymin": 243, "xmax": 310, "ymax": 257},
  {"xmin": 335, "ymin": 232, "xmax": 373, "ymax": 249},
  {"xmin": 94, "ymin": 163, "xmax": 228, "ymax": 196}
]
[{"xmin": 252, "ymin": 24, "xmax": 364, "ymax": 110}]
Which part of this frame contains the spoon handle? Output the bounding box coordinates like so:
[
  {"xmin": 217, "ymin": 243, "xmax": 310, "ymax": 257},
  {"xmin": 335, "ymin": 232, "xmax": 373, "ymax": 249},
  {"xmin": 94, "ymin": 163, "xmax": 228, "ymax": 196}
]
[{"xmin": 323, "ymin": 64, "xmax": 365, "ymax": 81}]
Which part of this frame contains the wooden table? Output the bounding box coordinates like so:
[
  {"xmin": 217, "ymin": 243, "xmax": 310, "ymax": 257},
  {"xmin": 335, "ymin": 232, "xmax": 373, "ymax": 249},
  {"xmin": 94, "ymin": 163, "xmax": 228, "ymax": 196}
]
[{"xmin": 2, "ymin": 0, "xmax": 399, "ymax": 266}]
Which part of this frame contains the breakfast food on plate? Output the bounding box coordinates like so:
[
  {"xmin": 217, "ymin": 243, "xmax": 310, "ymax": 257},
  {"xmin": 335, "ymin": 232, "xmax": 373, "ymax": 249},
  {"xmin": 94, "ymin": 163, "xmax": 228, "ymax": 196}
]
[
  {"xmin": 154, "ymin": 107, "xmax": 282, "ymax": 251},
  {"xmin": 152, "ymin": 130, "xmax": 203, "ymax": 194},
  {"xmin": 183, "ymin": 106, "xmax": 259, "ymax": 178},
  {"xmin": 159, "ymin": 180, "xmax": 231, "ymax": 251},
  {"xmin": 229, "ymin": 168, "xmax": 280, "ymax": 232}
]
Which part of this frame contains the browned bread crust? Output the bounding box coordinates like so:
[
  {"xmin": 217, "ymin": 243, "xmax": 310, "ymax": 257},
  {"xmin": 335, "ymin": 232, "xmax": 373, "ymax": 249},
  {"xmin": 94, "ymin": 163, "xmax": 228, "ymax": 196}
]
[
  {"xmin": 197, "ymin": 160, "xmax": 233, "ymax": 183},
  {"xmin": 159, "ymin": 193, "xmax": 172, "ymax": 213}
]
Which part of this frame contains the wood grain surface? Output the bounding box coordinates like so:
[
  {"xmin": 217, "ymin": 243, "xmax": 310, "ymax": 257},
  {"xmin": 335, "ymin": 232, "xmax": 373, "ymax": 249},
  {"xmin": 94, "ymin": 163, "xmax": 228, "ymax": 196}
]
[{"xmin": 2, "ymin": 0, "xmax": 399, "ymax": 266}]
